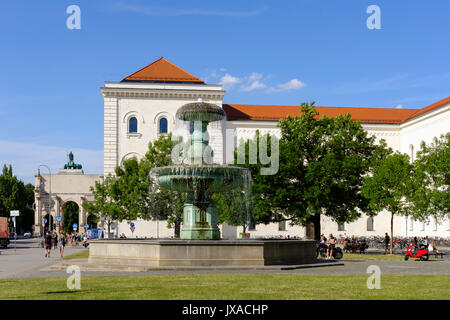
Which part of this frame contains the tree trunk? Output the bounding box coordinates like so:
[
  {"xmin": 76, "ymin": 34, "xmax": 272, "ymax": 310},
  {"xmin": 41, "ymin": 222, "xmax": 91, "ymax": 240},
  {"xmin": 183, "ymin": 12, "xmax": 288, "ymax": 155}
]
[
  {"xmin": 306, "ymin": 214, "xmax": 321, "ymax": 241},
  {"xmin": 174, "ymin": 220, "xmax": 181, "ymax": 239},
  {"xmin": 390, "ymin": 213, "xmax": 394, "ymax": 255}
]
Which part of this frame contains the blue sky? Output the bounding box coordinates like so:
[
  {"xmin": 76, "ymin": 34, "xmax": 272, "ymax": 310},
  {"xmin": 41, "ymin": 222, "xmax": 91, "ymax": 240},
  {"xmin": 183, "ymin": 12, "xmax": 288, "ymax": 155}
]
[{"xmin": 1, "ymin": 0, "xmax": 449, "ymax": 183}]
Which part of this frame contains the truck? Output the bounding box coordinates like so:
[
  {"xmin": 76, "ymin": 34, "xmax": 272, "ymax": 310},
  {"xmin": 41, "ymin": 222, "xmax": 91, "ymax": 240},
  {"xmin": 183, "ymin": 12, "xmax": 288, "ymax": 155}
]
[{"xmin": 0, "ymin": 217, "xmax": 10, "ymax": 248}]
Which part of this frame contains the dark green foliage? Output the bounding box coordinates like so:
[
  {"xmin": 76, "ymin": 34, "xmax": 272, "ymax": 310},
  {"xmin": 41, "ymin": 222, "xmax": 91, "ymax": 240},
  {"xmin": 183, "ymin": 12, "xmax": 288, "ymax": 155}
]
[
  {"xmin": 63, "ymin": 202, "xmax": 79, "ymax": 233},
  {"xmin": 237, "ymin": 103, "xmax": 388, "ymax": 239},
  {"xmin": 409, "ymin": 133, "xmax": 450, "ymax": 220},
  {"xmin": 83, "ymin": 134, "xmax": 185, "ymax": 238},
  {"xmin": 0, "ymin": 165, "xmax": 35, "ymax": 233}
]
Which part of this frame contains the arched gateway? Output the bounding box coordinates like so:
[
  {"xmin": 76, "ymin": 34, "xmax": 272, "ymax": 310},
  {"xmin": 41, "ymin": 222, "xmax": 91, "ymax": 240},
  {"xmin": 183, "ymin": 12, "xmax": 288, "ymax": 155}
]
[{"xmin": 33, "ymin": 154, "xmax": 103, "ymax": 236}]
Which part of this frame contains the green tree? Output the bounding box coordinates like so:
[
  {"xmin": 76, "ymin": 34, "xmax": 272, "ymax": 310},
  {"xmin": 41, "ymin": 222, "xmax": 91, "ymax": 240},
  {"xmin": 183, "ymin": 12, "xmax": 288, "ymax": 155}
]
[
  {"xmin": 82, "ymin": 175, "xmax": 119, "ymax": 235},
  {"xmin": 140, "ymin": 134, "xmax": 185, "ymax": 237},
  {"xmin": 63, "ymin": 202, "xmax": 79, "ymax": 234},
  {"xmin": 0, "ymin": 165, "xmax": 35, "ymax": 233},
  {"xmin": 409, "ymin": 133, "xmax": 450, "ymax": 220},
  {"xmin": 238, "ymin": 103, "xmax": 388, "ymax": 240},
  {"xmin": 83, "ymin": 134, "xmax": 186, "ymax": 238},
  {"xmin": 214, "ymin": 188, "xmax": 253, "ymax": 234},
  {"xmin": 362, "ymin": 153, "xmax": 413, "ymax": 254}
]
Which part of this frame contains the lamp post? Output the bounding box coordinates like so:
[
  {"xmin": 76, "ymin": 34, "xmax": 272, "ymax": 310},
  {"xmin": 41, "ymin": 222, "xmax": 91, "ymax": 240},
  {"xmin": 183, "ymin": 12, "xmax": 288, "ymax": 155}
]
[{"xmin": 38, "ymin": 165, "xmax": 52, "ymax": 234}]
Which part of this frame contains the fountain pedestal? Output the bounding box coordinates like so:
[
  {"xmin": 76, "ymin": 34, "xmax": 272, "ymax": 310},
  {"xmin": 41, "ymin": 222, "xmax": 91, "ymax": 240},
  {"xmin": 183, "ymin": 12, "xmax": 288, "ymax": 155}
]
[{"xmin": 180, "ymin": 195, "xmax": 220, "ymax": 240}]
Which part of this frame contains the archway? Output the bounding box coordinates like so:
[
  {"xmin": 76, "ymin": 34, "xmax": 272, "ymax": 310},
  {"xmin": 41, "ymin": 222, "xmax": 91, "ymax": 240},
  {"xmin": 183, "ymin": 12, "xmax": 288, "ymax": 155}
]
[
  {"xmin": 63, "ymin": 201, "xmax": 79, "ymax": 233},
  {"xmin": 87, "ymin": 213, "xmax": 99, "ymax": 229}
]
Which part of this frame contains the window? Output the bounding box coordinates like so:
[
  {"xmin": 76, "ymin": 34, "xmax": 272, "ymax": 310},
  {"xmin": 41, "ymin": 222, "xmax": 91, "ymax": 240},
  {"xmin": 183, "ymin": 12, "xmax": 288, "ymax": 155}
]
[
  {"xmin": 128, "ymin": 117, "xmax": 137, "ymax": 133},
  {"xmin": 248, "ymin": 220, "xmax": 256, "ymax": 231},
  {"xmin": 278, "ymin": 220, "xmax": 286, "ymax": 231},
  {"xmin": 337, "ymin": 223, "xmax": 345, "ymax": 231},
  {"xmin": 409, "ymin": 216, "xmax": 414, "ymax": 232},
  {"xmin": 367, "ymin": 217, "xmax": 374, "ymax": 231},
  {"xmin": 159, "ymin": 117, "xmax": 168, "ymax": 134},
  {"xmin": 189, "ymin": 121, "xmax": 195, "ymax": 134}
]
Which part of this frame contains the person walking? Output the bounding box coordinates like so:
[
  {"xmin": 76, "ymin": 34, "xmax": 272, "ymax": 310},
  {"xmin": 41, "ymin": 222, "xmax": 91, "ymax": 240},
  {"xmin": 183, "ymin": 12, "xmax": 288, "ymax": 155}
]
[
  {"xmin": 44, "ymin": 231, "xmax": 53, "ymax": 258},
  {"xmin": 52, "ymin": 231, "xmax": 58, "ymax": 250},
  {"xmin": 59, "ymin": 231, "xmax": 66, "ymax": 258},
  {"xmin": 384, "ymin": 232, "xmax": 390, "ymax": 254}
]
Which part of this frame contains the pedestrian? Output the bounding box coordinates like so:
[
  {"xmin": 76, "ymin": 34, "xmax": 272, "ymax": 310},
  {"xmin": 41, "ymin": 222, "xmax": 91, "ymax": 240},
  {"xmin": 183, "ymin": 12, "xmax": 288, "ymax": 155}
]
[
  {"xmin": 59, "ymin": 230, "xmax": 66, "ymax": 258},
  {"xmin": 52, "ymin": 231, "xmax": 58, "ymax": 250},
  {"xmin": 384, "ymin": 232, "xmax": 390, "ymax": 254},
  {"xmin": 44, "ymin": 231, "xmax": 52, "ymax": 258},
  {"xmin": 326, "ymin": 233, "xmax": 337, "ymax": 259}
]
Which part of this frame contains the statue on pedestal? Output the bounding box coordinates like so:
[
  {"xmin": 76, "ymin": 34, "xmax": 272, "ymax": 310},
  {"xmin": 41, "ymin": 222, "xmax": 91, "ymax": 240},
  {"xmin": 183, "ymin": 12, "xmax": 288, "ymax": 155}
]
[{"xmin": 64, "ymin": 152, "xmax": 82, "ymax": 170}]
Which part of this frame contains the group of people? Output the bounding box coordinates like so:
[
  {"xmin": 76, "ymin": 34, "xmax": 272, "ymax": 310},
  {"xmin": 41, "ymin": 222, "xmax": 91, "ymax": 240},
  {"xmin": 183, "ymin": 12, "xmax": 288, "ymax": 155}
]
[
  {"xmin": 43, "ymin": 230, "xmax": 90, "ymax": 258},
  {"xmin": 44, "ymin": 231, "xmax": 67, "ymax": 258},
  {"xmin": 319, "ymin": 233, "xmax": 337, "ymax": 259}
]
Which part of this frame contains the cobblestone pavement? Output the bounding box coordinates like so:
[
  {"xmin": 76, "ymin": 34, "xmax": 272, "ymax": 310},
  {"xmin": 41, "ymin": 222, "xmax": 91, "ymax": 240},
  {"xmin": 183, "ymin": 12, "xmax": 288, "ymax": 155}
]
[{"xmin": 1, "ymin": 238, "xmax": 449, "ymax": 279}]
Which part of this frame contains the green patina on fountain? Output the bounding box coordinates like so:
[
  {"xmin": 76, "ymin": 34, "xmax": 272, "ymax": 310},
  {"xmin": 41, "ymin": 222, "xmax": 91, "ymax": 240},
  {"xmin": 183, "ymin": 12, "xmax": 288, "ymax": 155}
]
[{"xmin": 151, "ymin": 101, "xmax": 250, "ymax": 240}]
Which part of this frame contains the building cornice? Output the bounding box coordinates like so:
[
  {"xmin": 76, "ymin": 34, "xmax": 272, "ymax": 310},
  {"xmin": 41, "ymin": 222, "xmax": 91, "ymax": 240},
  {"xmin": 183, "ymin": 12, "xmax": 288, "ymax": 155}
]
[{"xmin": 100, "ymin": 87, "xmax": 226, "ymax": 100}]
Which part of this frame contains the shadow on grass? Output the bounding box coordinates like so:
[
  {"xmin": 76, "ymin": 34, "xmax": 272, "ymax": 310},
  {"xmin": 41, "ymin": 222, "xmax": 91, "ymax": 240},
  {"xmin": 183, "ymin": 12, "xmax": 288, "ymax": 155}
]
[{"xmin": 45, "ymin": 290, "xmax": 83, "ymax": 294}]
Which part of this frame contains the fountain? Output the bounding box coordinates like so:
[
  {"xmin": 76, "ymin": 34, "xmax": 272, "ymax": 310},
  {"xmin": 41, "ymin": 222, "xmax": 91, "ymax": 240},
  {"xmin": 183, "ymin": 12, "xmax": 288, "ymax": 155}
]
[
  {"xmin": 150, "ymin": 100, "xmax": 250, "ymax": 240},
  {"xmin": 88, "ymin": 101, "xmax": 317, "ymax": 268}
]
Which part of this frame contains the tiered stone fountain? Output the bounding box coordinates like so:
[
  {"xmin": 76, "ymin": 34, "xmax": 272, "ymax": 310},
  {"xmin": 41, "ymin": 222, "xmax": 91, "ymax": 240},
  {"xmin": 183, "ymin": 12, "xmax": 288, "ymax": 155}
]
[
  {"xmin": 88, "ymin": 101, "xmax": 316, "ymax": 268},
  {"xmin": 151, "ymin": 101, "xmax": 249, "ymax": 240}
]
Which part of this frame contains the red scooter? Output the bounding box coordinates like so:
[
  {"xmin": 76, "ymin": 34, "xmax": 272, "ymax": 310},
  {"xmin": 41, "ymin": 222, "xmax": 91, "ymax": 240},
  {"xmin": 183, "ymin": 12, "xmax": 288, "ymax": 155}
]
[{"xmin": 404, "ymin": 243, "xmax": 429, "ymax": 261}]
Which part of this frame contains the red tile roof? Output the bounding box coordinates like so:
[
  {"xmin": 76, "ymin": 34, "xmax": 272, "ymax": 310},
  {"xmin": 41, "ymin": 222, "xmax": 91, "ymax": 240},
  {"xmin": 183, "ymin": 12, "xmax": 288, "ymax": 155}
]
[
  {"xmin": 223, "ymin": 98, "xmax": 449, "ymax": 124},
  {"xmin": 122, "ymin": 57, "xmax": 204, "ymax": 83}
]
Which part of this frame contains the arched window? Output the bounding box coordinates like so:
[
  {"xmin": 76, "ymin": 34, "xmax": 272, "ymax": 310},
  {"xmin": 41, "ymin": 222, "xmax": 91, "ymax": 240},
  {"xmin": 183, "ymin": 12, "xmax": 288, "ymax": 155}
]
[
  {"xmin": 129, "ymin": 117, "xmax": 137, "ymax": 133},
  {"xmin": 409, "ymin": 144, "xmax": 414, "ymax": 162},
  {"xmin": 159, "ymin": 117, "xmax": 168, "ymax": 134},
  {"xmin": 367, "ymin": 217, "xmax": 374, "ymax": 231}
]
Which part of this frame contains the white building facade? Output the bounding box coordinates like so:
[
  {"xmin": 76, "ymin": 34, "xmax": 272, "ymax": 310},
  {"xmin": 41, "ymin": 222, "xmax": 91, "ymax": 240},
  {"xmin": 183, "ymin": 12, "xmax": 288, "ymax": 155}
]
[{"xmin": 101, "ymin": 58, "xmax": 450, "ymax": 239}]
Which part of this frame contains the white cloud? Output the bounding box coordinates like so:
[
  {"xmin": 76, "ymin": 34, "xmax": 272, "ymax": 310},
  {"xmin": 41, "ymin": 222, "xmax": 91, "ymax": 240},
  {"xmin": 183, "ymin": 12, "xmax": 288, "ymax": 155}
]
[
  {"xmin": 219, "ymin": 73, "xmax": 242, "ymax": 89},
  {"xmin": 248, "ymin": 72, "xmax": 263, "ymax": 82},
  {"xmin": 114, "ymin": 3, "xmax": 269, "ymax": 17},
  {"xmin": 267, "ymin": 78, "xmax": 306, "ymax": 93},
  {"xmin": 241, "ymin": 80, "xmax": 267, "ymax": 92},
  {"xmin": 0, "ymin": 140, "xmax": 103, "ymax": 184}
]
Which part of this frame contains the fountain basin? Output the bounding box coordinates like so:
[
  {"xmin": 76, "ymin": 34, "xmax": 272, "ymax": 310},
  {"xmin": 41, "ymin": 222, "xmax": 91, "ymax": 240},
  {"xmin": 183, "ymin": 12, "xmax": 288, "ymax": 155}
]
[
  {"xmin": 88, "ymin": 239, "xmax": 317, "ymax": 267},
  {"xmin": 151, "ymin": 165, "xmax": 249, "ymax": 194}
]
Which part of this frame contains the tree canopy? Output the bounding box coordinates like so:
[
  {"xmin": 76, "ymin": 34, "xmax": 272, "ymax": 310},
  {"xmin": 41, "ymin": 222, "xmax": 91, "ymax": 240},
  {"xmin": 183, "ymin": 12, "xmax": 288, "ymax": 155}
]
[
  {"xmin": 409, "ymin": 133, "xmax": 450, "ymax": 221},
  {"xmin": 0, "ymin": 165, "xmax": 35, "ymax": 233},
  {"xmin": 236, "ymin": 103, "xmax": 389, "ymax": 240}
]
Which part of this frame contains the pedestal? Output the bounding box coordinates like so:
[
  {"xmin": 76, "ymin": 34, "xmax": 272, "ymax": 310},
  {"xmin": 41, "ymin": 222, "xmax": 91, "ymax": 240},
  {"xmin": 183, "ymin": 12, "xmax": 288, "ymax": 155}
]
[{"xmin": 180, "ymin": 195, "xmax": 220, "ymax": 240}]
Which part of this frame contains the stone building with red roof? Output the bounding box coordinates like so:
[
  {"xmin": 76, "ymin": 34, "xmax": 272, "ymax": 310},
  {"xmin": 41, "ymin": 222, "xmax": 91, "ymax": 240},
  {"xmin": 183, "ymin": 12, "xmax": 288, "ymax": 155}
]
[{"xmin": 100, "ymin": 58, "xmax": 450, "ymax": 239}]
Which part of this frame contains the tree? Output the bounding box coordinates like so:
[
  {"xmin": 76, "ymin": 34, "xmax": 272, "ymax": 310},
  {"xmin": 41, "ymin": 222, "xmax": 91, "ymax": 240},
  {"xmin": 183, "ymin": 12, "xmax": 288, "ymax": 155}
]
[
  {"xmin": 214, "ymin": 188, "xmax": 253, "ymax": 234},
  {"xmin": 409, "ymin": 133, "xmax": 450, "ymax": 221},
  {"xmin": 237, "ymin": 103, "xmax": 388, "ymax": 240},
  {"xmin": 0, "ymin": 165, "xmax": 35, "ymax": 233},
  {"xmin": 362, "ymin": 152, "xmax": 414, "ymax": 254},
  {"xmin": 83, "ymin": 134, "xmax": 186, "ymax": 238},
  {"xmin": 140, "ymin": 134, "xmax": 185, "ymax": 237},
  {"xmin": 82, "ymin": 174, "xmax": 119, "ymax": 236}
]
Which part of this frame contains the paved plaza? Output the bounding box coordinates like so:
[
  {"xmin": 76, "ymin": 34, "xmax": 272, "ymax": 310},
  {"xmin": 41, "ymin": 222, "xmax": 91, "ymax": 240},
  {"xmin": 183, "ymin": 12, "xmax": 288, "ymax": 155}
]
[{"xmin": 1, "ymin": 238, "xmax": 449, "ymax": 280}]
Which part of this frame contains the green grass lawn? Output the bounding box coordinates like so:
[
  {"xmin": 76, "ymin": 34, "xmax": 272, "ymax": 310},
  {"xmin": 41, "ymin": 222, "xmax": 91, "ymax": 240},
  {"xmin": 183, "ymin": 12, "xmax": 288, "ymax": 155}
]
[
  {"xmin": 1, "ymin": 274, "xmax": 448, "ymax": 300},
  {"xmin": 63, "ymin": 249, "xmax": 89, "ymax": 260}
]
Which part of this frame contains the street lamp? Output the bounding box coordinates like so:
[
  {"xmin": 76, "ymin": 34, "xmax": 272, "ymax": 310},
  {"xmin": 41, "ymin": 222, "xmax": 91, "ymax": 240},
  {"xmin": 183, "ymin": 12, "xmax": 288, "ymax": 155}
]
[{"xmin": 38, "ymin": 165, "xmax": 52, "ymax": 234}]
